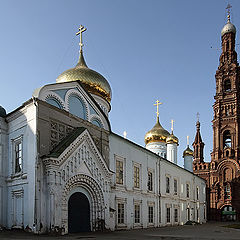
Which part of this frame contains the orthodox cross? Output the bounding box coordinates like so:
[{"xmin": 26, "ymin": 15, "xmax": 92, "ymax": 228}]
[
  {"xmin": 197, "ymin": 112, "xmax": 200, "ymax": 122},
  {"xmin": 187, "ymin": 135, "xmax": 189, "ymax": 146},
  {"xmin": 171, "ymin": 119, "xmax": 174, "ymax": 133},
  {"xmin": 154, "ymin": 100, "xmax": 162, "ymax": 118},
  {"xmin": 76, "ymin": 25, "xmax": 87, "ymax": 51},
  {"xmin": 226, "ymin": 3, "xmax": 232, "ymax": 21}
]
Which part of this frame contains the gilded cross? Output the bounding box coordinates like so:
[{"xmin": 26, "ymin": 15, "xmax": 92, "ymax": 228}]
[
  {"xmin": 171, "ymin": 119, "xmax": 174, "ymax": 133},
  {"xmin": 187, "ymin": 135, "xmax": 189, "ymax": 145},
  {"xmin": 76, "ymin": 25, "xmax": 87, "ymax": 51},
  {"xmin": 154, "ymin": 100, "xmax": 162, "ymax": 118}
]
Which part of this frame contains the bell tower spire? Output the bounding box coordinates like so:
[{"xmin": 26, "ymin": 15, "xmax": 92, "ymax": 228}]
[
  {"xmin": 192, "ymin": 113, "xmax": 205, "ymax": 163},
  {"xmin": 219, "ymin": 4, "xmax": 237, "ymax": 67}
]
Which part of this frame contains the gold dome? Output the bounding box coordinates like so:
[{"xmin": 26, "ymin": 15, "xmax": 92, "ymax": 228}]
[
  {"xmin": 166, "ymin": 133, "xmax": 179, "ymax": 145},
  {"xmin": 145, "ymin": 117, "xmax": 170, "ymax": 145},
  {"xmin": 56, "ymin": 50, "xmax": 112, "ymax": 102},
  {"xmin": 183, "ymin": 146, "xmax": 193, "ymax": 157}
]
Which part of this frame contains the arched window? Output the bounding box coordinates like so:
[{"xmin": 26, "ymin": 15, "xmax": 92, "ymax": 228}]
[
  {"xmin": 46, "ymin": 97, "xmax": 62, "ymax": 109},
  {"xmin": 69, "ymin": 95, "xmax": 86, "ymax": 120},
  {"xmin": 224, "ymin": 183, "xmax": 231, "ymax": 200},
  {"xmin": 223, "ymin": 130, "xmax": 231, "ymax": 148},
  {"xmin": 224, "ymin": 79, "xmax": 231, "ymax": 92},
  {"xmin": 91, "ymin": 119, "xmax": 102, "ymax": 128}
]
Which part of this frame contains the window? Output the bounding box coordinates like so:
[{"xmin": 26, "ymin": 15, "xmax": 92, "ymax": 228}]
[
  {"xmin": 174, "ymin": 179, "xmax": 178, "ymax": 195},
  {"xmin": 186, "ymin": 183, "xmax": 190, "ymax": 198},
  {"xmin": 166, "ymin": 207, "xmax": 170, "ymax": 223},
  {"xmin": 224, "ymin": 183, "xmax": 231, "ymax": 199},
  {"xmin": 166, "ymin": 176, "xmax": 170, "ymax": 193},
  {"xmin": 148, "ymin": 171, "xmax": 153, "ymax": 191},
  {"xmin": 223, "ymin": 130, "xmax": 231, "ymax": 148},
  {"xmin": 69, "ymin": 95, "xmax": 86, "ymax": 119},
  {"xmin": 196, "ymin": 209, "xmax": 199, "ymax": 222},
  {"xmin": 116, "ymin": 160, "xmax": 123, "ymax": 184},
  {"xmin": 174, "ymin": 209, "xmax": 178, "ymax": 222},
  {"xmin": 134, "ymin": 204, "xmax": 140, "ymax": 224},
  {"xmin": 148, "ymin": 206, "xmax": 154, "ymax": 223},
  {"xmin": 117, "ymin": 203, "xmax": 124, "ymax": 224},
  {"xmin": 134, "ymin": 165, "xmax": 140, "ymax": 188},
  {"xmin": 196, "ymin": 187, "xmax": 199, "ymax": 200},
  {"xmin": 224, "ymin": 79, "xmax": 231, "ymax": 92},
  {"xmin": 14, "ymin": 140, "xmax": 22, "ymax": 173}
]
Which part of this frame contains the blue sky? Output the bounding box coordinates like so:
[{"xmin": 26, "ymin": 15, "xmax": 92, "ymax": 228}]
[{"xmin": 1, "ymin": 0, "xmax": 240, "ymax": 167}]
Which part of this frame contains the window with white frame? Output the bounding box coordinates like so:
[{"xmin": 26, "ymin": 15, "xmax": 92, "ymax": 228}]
[
  {"xmin": 166, "ymin": 207, "xmax": 171, "ymax": 223},
  {"xmin": 13, "ymin": 138, "xmax": 23, "ymax": 174},
  {"xmin": 174, "ymin": 179, "xmax": 178, "ymax": 195},
  {"xmin": 186, "ymin": 183, "xmax": 190, "ymax": 198},
  {"xmin": 116, "ymin": 159, "xmax": 123, "ymax": 185},
  {"xmin": 134, "ymin": 204, "xmax": 140, "ymax": 224},
  {"xmin": 134, "ymin": 165, "xmax": 140, "ymax": 188},
  {"xmin": 166, "ymin": 176, "xmax": 170, "ymax": 193},
  {"xmin": 148, "ymin": 171, "xmax": 153, "ymax": 191},
  {"xmin": 117, "ymin": 203, "xmax": 124, "ymax": 224},
  {"xmin": 148, "ymin": 205, "xmax": 154, "ymax": 223},
  {"xmin": 174, "ymin": 208, "xmax": 178, "ymax": 222}
]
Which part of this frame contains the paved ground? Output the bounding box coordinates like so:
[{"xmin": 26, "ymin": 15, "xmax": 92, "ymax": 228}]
[{"xmin": 1, "ymin": 222, "xmax": 240, "ymax": 240}]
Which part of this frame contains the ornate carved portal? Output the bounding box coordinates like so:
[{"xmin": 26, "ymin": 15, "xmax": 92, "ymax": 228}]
[{"xmin": 62, "ymin": 174, "xmax": 105, "ymax": 234}]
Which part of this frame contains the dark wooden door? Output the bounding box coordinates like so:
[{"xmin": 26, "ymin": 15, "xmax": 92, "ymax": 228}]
[{"xmin": 68, "ymin": 192, "xmax": 90, "ymax": 233}]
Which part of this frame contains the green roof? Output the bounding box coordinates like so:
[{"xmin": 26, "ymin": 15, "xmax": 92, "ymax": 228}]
[{"xmin": 46, "ymin": 127, "xmax": 86, "ymax": 158}]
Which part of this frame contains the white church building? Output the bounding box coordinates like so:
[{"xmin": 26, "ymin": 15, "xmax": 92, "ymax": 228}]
[{"xmin": 0, "ymin": 26, "xmax": 206, "ymax": 234}]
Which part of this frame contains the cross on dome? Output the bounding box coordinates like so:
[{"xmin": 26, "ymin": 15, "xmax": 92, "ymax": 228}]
[
  {"xmin": 226, "ymin": 3, "xmax": 232, "ymax": 22},
  {"xmin": 154, "ymin": 100, "xmax": 162, "ymax": 118},
  {"xmin": 76, "ymin": 25, "xmax": 87, "ymax": 52}
]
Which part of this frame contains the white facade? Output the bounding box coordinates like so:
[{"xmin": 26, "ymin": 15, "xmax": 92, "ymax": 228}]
[
  {"xmin": 146, "ymin": 141, "xmax": 167, "ymax": 158},
  {"xmin": 184, "ymin": 155, "xmax": 194, "ymax": 172},
  {"xmin": 109, "ymin": 133, "xmax": 206, "ymax": 229},
  {"xmin": 167, "ymin": 143, "xmax": 177, "ymax": 164},
  {"xmin": 0, "ymin": 90, "xmax": 206, "ymax": 234}
]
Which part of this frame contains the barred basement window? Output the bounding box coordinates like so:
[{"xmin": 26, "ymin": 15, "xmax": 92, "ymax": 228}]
[
  {"xmin": 117, "ymin": 203, "xmax": 124, "ymax": 224},
  {"xmin": 148, "ymin": 171, "xmax": 153, "ymax": 191},
  {"xmin": 134, "ymin": 165, "xmax": 140, "ymax": 188},
  {"xmin": 134, "ymin": 204, "xmax": 140, "ymax": 223},
  {"xmin": 148, "ymin": 206, "xmax": 154, "ymax": 223},
  {"xmin": 166, "ymin": 207, "xmax": 170, "ymax": 223},
  {"xmin": 116, "ymin": 160, "xmax": 123, "ymax": 184}
]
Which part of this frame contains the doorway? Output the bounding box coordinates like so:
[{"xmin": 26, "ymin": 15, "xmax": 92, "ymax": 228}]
[
  {"xmin": 221, "ymin": 205, "xmax": 236, "ymax": 221},
  {"xmin": 68, "ymin": 192, "xmax": 91, "ymax": 232}
]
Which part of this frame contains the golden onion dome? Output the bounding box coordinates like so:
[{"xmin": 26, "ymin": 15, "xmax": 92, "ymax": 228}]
[
  {"xmin": 166, "ymin": 132, "xmax": 179, "ymax": 145},
  {"xmin": 183, "ymin": 146, "xmax": 193, "ymax": 157},
  {"xmin": 145, "ymin": 117, "xmax": 170, "ymax": 145},
  {"xmin": 56, "ymin": 50, "xmax": 112, "ymax": 103}
]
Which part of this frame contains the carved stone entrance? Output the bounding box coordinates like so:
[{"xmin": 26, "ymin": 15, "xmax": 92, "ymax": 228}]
[{"xmin": 68, "ymin": 192, "xmax": 91, "ymax": 232}]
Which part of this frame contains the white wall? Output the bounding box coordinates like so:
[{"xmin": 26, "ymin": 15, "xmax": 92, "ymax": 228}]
[
  {"xmin": 109, "ymin": 133, "xmax": 206, "ymax": 230},
  {"xmin": 5, "ymin": 102, "xmax": 37, "ymax": 229}
]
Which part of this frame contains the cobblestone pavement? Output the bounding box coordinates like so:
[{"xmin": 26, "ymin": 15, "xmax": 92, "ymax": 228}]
[{"xmin": 1, "ymin": 222, "xmax": 240, "ymax": 240}]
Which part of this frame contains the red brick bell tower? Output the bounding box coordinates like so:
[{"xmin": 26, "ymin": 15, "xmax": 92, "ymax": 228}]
[{"xmin": 193, "ymin": 6, "xmax": 240, "ymax": 221}]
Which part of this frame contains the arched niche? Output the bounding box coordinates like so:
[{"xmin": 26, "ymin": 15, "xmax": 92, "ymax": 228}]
[{"xmin": 69, "ymin": 95, "xmax": 87, "ymax": 120}]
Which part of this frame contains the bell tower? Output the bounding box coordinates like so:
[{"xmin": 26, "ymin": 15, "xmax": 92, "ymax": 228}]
[
  {"xmin": 212, "ymin": 10, "xmax": 239, "ymax": 163},
  {"xmin": 193, "ymin": 5, "xmax": 240, "ymax": 221}
]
